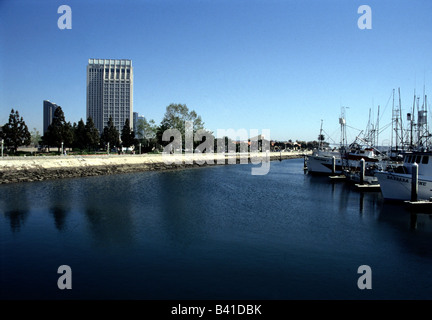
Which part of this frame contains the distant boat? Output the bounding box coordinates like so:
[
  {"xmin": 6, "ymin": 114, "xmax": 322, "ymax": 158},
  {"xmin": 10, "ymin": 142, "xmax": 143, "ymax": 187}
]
[
  {"xmin": 306, "ymin": 111, "xmax": 386, "ymax": 175},
  {"xmin": 307, "ymin": 144, "xmax": 385, "ymax": 175},
  {"xmin": 375, "ymin": 151, "xmax": 432, "ymax": 201},
  {"xmin": 306, "ymin": 118, "xmax": 344, "ymax": 175},
  {"xmin": 306, "ymin": 148, "xmax": 342, "ymax": 175}
]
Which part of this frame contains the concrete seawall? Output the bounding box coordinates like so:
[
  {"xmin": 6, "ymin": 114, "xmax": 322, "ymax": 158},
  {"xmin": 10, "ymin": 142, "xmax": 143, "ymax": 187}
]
[{"xmin": 0, "ymin": 151, "xmax": 311, "ymax": 184}]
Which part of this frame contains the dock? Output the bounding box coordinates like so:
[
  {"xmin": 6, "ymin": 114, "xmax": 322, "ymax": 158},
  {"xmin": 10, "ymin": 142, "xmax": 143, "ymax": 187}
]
[
  {"xmin": 354, "ymin": 183, "xmax": 381, "ymax": 191},
  {"xmin": 404, "ymin": 200, "xmax": 432, "ymax": 213},
  {"xmin": 329, "ymin": 175, "xmax": 346, "ymax": 181}
]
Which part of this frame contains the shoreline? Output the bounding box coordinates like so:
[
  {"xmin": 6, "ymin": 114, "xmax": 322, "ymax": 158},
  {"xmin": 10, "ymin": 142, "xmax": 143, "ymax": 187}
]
[{"xmin": 0, "ymin": 151, "xmax": 311, "ymax": 184}]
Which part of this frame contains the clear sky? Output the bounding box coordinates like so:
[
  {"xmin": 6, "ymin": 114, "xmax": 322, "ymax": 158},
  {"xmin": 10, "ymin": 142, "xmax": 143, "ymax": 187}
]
[{"xmin": 1, "ymin": 0, "xmax": 431, "ymax": 145}]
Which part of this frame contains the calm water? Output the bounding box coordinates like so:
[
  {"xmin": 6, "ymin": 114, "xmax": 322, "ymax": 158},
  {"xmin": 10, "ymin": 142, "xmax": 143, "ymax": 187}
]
[{"xmin": 1, "ymin": 158, "xmax": 432, "ymax": 300}]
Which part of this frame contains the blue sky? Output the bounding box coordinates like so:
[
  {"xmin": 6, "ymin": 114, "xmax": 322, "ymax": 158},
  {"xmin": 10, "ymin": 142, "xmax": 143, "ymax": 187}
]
[{"xmin": 1, "ymin": 0, "xmax": 431, "ymax": 145}]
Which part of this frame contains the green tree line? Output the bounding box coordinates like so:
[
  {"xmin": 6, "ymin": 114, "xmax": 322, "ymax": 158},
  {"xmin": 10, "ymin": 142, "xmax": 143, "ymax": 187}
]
[{"xmin": 0, "ymin": 103, "xmax": 209, "ymax": 155}]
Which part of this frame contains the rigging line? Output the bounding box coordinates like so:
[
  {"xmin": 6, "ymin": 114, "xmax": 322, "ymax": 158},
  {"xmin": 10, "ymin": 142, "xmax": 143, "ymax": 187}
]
[
  {"xmin": 378, "ymin": 122, "xmax": 392, "ymax": 134},
  {"xmin": 345, "ymin": 124, "xmax": 363, "ymax": 132},
  {"xmin": 328, "ymin": 127, "xmax": 340, "ymax": 139},
  {"xmin": 322, "ymin": 129, "xmax": 337, "ymax": 144},
  {"xmin": 379, "ymin": 90, "xmax": 393, "ymax": 122},
  {"xmin": 321, "ymin": 126, "xmax": 340, "ymax": 144}
]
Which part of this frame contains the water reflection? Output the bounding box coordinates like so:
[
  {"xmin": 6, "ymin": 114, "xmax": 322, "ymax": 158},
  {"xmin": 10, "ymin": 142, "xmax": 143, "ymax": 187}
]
[
  {"xmin": 156, "ymin": 169, "xmax": 208, "ymax": 247},
  {"xmin": 50, "ymin": 206, "xmax": 68, "ymax": 231},
  {"xmin": 80, "ymin": 176, "xmax": 135, "ymax": 247},
  {"xmin": 1, "ymin": 185, "xmax": 30, "ymax": 232},
  {"xmin": 355, "ymin": 188, "xmax": 382, "ymax": 217},
  {"xmin": 379, "ymin": 202, "xmax": 416, "ymax": 228},
  {"xmin": 306, "ymin": 174, "xmax": 356, "ymax": 214},
  {"xmin": 379, "ymin": 201, "xmax": 432, "ymax": 252},
  {"xmin": 4, "ymin": 209, "xmax": 29, "ymax": 232},
  {"xmin": 47, "ymin": 182, "xmax": 73, "ymax": 231}
]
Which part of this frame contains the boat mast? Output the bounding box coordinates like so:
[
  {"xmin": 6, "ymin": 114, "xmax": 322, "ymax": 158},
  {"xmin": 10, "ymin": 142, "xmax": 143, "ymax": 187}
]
[
  {"xmin": 410, "ymin": 91, "xmax": 416, "ymax": 150},
  {"xmin": 339, "ymin": 107, "xmax": 347, "ymax": 171},
  {"xmin": 339, "ymin": 107, "xmax": 347, "ymax": 149},
  {"xmin": 399, "ymin": 87, "xmax": 404, "ymax": 150},
  {"xmin": 376, "ymin": 105, "xmax": 380, "ymax": 148},
  {"xmin": 366, "ymin": 108, "xmax": 371, "ymax": 145},
  {"xmin": 426, "ymin": 94, "xmax": 428, "ymax": 149},
  {"xmin": 417, "ymin": 96, "xmax": 421, "ymax": 147},
  {"xmin": 392, "ymin": 89, "xmax": 397, "ymax": 152},
  {"xmin": 318, "ymin": 119, "xmax": 323, "ymax": 150}
]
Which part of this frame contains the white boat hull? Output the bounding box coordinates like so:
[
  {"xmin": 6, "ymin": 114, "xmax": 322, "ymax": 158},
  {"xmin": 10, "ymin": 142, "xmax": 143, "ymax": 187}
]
[
  {"xmin": 307, "ymin": 155, "xmax": 379, "ymax": 175},
  {"xmin": 375, "ymin": 171, "xmax": 432, "ymax": 201},
  {"xmin": 306, "ymin": 155, "xmax": 342, "ymax": 174}
]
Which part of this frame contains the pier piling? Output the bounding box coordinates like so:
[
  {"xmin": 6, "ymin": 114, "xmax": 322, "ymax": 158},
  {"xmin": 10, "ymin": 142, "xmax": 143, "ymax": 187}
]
[
  {"xmin": 332, "ymin": 156, "xmax": 336, "ymax": 175},
  {"xmin": 360, "ymin": 158, "xmax": 365, "ymax": 185},
  {"xmin": 411, "ymin": 162, "xmax": 418, "ymax": 202}
]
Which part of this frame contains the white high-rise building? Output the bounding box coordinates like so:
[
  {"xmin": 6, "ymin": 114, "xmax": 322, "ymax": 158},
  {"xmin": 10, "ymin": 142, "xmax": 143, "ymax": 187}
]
[{"xmin": 86, "ymin": 58, "xmax": 133, "ymax": 134}]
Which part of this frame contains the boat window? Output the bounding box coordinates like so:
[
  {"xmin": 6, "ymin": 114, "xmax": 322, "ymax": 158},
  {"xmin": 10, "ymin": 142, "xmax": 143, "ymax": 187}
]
[
  {"xmin": 406, "ymin": 155, "xmax": 412, "ymax": 163},
  {"xmin": 416, "ymin": 155, "xmax": 422, "ymax": 163},
  {"xmin": 422, "ymin": 156, "xmax": 429, "ymax": 164}
]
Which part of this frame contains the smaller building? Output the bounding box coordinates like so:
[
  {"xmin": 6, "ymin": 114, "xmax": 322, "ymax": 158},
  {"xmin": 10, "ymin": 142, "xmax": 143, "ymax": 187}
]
[
  {"xmin": 43, "ymin": 100, "xmax": 60, "ymax": 134},
  {"xmin": 133, "ymin": 112, "xmax": 139, "ymax": 134},
  {"xmin": 133, "ymin": 113, "xmax": 146, "ymax": 139}
]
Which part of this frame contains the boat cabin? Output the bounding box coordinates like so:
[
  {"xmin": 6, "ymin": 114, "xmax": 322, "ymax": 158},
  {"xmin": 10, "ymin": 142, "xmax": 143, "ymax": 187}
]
[{"xmin": 402, "ymin": 152, "xmax": 432, "ymax": 176}]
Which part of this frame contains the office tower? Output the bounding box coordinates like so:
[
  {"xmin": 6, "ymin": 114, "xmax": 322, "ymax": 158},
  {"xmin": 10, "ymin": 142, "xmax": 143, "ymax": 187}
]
[
  {"xmin": 133, "ymin": 112, "xmax": 138, "ymax": 134},
  {"xmin": 86, "ymin": 59, "xmax": 133, "ymax": 134},
  {"xmin": 43, "ymin": 100, "xmax": 59, "ymax": 134}
]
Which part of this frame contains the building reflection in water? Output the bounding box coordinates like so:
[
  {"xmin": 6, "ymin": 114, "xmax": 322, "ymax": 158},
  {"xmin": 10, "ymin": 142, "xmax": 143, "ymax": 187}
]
[
  {"xmin": 1, "ymin": 184, "xmax": 30, "ymax": 232},
  {"xmin": 80, "ymin": 175, "xmax": 135, "ymax": 247}
]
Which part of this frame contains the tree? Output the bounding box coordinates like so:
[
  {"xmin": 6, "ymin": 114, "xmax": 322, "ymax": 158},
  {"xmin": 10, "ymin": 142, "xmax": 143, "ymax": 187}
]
[
  {"xmin": 85, "ymin": 117, "xmax": 100, "ymax": 151},
  {"xmin": 73, "ymin": 117, "xmax": 100, "ymax": 151},
  {"xmin": 101, "ymin": 116, "xmax": 120, "ymax": 149},
  {"xmin": 42, "ymin": 106, "xmax": 72, "ymax": 152},
  {"xmin": 121, "ymin": 118, "xmax": 135, "ymax": 149},
  {"xmin": 73, "ymin": 119, "xmax": 87, "ymax": 150},
  {"xmin": 30, "ymin": 128, "xmax": 41, "ymax": 147},
  {"xmin": 156, "ymin": 103, "xmax": 207, "ymax": 148},
  {"xmin": 63, "ymin": 122, "xmax": 74, "ymax": 148},
  {"xmin": 159, "ymin": 103, "xmax": 204, "ymax": 134},
  {"xmin": 137, "ymin": 117, "xmax": 157, "ymax": 147},
  {"xmin": 306, "ymin": 141, "xmax": 319, "ymax": 150},
  {"xmin": 2, "ymin": 109, "xmax": 31, "ymax": 153}
]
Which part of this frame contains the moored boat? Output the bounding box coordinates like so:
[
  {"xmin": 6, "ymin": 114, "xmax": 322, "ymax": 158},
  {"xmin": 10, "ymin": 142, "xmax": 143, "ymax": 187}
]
[
  {"xmin": 375, "ymin": 151, "xmax": 432, "ymax": 201},
  {"xmin": 307, "ymin": 144, "xmax": 386, "ymax": 175}
]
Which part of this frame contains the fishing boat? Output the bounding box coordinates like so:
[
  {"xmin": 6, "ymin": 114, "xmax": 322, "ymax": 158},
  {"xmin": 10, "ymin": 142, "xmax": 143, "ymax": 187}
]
[
  {"xmin": 307, "ymin": 142, "xmax": 386, "ymax": 175},
  {"xmin": 375, "ymin": 88, "xmax": 432, "ymax": 201},
  {"xmin": 306, "ymin": 108, "xmax": 387, "ymax": 175},
  {"xmin": 375, "ymin": 151, "xmax": 432, "ymax": 201}
]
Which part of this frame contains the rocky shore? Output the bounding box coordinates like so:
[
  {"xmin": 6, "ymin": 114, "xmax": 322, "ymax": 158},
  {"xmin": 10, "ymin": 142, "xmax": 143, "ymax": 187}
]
[{"xmin": 0, "ymin": 151, "xmax": 310, "ymax": 184}]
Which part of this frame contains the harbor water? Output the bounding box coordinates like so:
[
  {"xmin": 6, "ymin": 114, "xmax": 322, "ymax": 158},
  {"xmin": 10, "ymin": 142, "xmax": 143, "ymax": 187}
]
[{"xmin": 1, "ymin": 158, "xmax": 432, "ymax": 300}]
